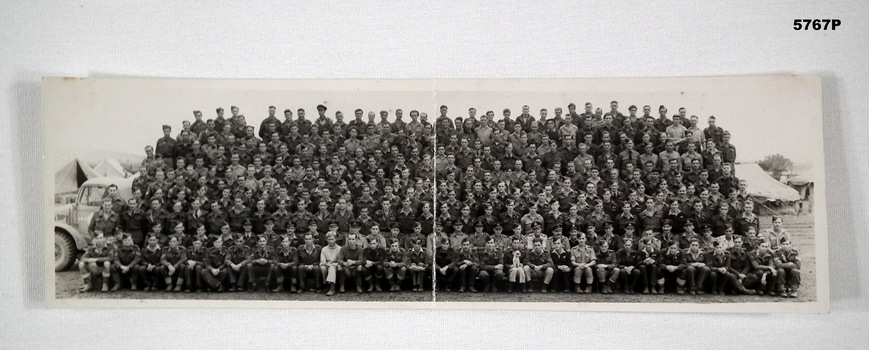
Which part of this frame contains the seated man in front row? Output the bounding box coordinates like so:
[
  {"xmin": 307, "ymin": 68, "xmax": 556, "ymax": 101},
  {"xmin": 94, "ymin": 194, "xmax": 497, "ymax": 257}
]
[{"xmin": 78, "ymin": 234, "xmax": 114, "ymax": 292}]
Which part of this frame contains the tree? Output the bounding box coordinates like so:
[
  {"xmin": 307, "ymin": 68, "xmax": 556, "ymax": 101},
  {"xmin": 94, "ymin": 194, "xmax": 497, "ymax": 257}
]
[{"xmin": 758, "ymin": 154, "xmax": 793, "ymax": 179}]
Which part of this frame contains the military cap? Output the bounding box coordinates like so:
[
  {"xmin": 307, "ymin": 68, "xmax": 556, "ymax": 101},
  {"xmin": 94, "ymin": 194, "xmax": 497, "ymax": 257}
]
[
  {"xmin": 624, "ymin": 222, "xmax": 636, "ymax": 230},
  {"xmin": 453, "ymin": 220, "xmax": 464, "ymax": 227},
  {"xmin": 662, "ymin": 219, "xmax": 673, "ymax": 226},
  {"xmin": 316, "ymin": 104, "xmax": 327, "ymax": 111},
  {"xmin": 242, "ymin": 219, "xmax": 253, "ymax": 226},
  {"xmin": 474, "ymin": 221, "xmax": 484, "ymax": 227},
  {"xmin": 390, "ymin": 222, "xmax": 400, "ymax": 229}
]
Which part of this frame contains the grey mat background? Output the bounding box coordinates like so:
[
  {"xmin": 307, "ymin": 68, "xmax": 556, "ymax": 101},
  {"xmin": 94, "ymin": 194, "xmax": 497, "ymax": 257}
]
[{"xmin": 2, "ymin": 1, "xmax": 867, "ymax": 348}]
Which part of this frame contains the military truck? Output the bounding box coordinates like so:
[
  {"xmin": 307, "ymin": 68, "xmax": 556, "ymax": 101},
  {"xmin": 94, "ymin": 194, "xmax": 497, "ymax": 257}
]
[{"xmin": 54, "ymin": 176, "xmax": 134, "ymax": 271}]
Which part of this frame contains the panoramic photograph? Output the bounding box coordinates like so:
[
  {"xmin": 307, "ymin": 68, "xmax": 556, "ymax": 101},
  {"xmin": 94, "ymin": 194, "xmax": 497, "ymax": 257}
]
[{"xmin": 43, "ymin": 77, "xmax": 827, "ymax": 312}]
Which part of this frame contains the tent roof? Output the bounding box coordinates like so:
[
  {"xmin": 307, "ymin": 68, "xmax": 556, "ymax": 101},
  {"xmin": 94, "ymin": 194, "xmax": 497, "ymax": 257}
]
[
  {"xmin": 93, "ymin": 158, "xmax": 127, "ymax": 178},
  {"xmin": 787, "ymin": 166, "xmax": 819, "ymax": 186},
  {"xmin": 54, "ymin": 156, "xmax": 133, "ymax": 194},
  {"xmin": 55, "ymin": 158, "xmax": 81, "ymax": 194},
  {"xmin": 735, "ymin": 163, "xmax": 801, "ymax": 202},
  {"xmin": 55, "ymin": 157, "xmax": 101, "ymax": 194}
]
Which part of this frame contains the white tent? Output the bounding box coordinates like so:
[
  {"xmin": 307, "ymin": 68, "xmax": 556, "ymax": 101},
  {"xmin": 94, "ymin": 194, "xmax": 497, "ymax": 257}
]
[
  {"xmin": 92, "ymin": 158, "xmax": 128, "ymax": 178},
  {"xmin": 787, "ymin": 165, "xmax": 819, "ymax": 186},
  {"xmin": 787, "ymin": 165, "xmax": 817, "ymax": 215},
  {"xmin": 734, "ymin": 163, "xmax": 801, "ymax": 202},
  {"xmin": 54, "ymin": 153, "xmax": 142, "ymax": 194},
  {"xmin": 55, "ymin": 157, "xmax": 101, "ymax": 194}
]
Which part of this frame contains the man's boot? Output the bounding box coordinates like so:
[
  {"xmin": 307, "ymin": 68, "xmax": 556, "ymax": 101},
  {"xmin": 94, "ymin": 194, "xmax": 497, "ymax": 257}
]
[
  {"xmin": 273, "ymin": 277, "xmax": 284, "ymax": 293},
  {"xmin": 101, "ymin": 280, "xmax": 109, "ymax": 292},
  {"xmin": 174, "ymin": 279, "xmax": 184, "ymax": 292},
  {"xmin": 165, "ymin": 277, "xmax": 173, "ymax": 292},
  {"xmin": 80, "ymin": 276, "xmax": 93, "ymax": 292},
  {"xmin": 111, "ymin": 273, "xmax": 122, "ymax": 292},
  {"xmin": 326, "ymin": 283, "xmax": 336, "ymax": 296}
]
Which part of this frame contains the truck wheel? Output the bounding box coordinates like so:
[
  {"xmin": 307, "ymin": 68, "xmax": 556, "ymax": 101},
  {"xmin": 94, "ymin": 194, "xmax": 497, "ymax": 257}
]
[{"xmin": 55, "ymin": 230, "xmax": 76, "ymax": 272}]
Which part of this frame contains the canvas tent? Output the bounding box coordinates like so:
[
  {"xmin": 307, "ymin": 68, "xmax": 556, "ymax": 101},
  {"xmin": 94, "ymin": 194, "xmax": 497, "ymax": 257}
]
[
  {"xmin": 735, "ymin": 163, "xmax": 801, "ymax": 215},
  {"xmin": 55, "ymin": 157, "xmax": 101, "ymax": 194},
  {"xmin": 54, "ymin": 151, "xmax": 145, "ymax": 195},
  {"xmin": 787, "ymin": 166, "xmax": 817, "ymax": 215},
  {"xmin": 92, "ymin": 158, "xmax": 127, "ymax": 178}
]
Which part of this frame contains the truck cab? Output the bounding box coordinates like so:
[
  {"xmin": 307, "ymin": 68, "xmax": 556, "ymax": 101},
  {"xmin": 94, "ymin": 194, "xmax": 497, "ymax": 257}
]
[{"xmin": 54, "ymin": 176, "xmax": 134, "ymax": 271}]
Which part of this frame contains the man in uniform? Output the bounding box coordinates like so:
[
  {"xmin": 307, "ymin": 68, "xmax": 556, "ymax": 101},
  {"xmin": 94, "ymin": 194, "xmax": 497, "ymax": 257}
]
[
  {"xmin": 338, "ymin": 232, "xmax": 368, "ymax": 294},
  {"xmin": 139, "ymin": 234, "xmax": 166, "ymax": 291},
  {"xmin": 156, "ymin": 124, "xmax": 177, "ymax": 169},
  {"xmin": 364, "ymin": 237, "xmax": 387, "ymax": 292},
  {"xmin": 78, "ymin": 234, "xmax": 114, "ymax": 292},
  {"xmin": 477, "ymin": 237, "xmax": 505, "ymax": 292},
  {"xmin": 750, "ymin": 241, "xmax": 782, "ymax": 296},
  {"xmin": 435, "ymin": 238, "xmax": 458, "ymax": 292},
  {"xmin": 406, "ymin": 237, "xmax": 429, "ymax": 292},
  {"xmin": 113, "ymin": 233, "xmax": 142, "ymax": 291},
  {"xmin": 184, "ymin": 236, "xmax": 208, "ymax": 292},
  {"xmin": 247, "ymin": 235, "xmax": 274, "ymax": 292},
  {"xmin": 524, "ymin": 238, "xmax": 554, "ymax": 293},
  {"xmin": 570, "ymin": 233, "xmax": 596, "ymax": 293},
  {"xmin": 89, "ymin": 198, "xmax": 121, "ymax": 240},
  {"xmin": 382, "ymin": 239, "xmax": 408, "ymax": 292},
  {"xmin": 296, "ymin": 232, "xmax": 323, "ymax": 293},
  {"xmin": 225, "ymin": 234, "xmax": 252, "ymax": 292},
  {"xmin": 160, "ymin": 235, "xmax": 188, "ymax": 292},
  {"xmin": 201, "ymin": 237, "xmax": 230, "ymax": 292},
  {"xmin": 271, "ymin": 236, "xmax": 298, "ymax": 293},
  {"xmin": 594, "ymin": 240, "xmax": 620, "ymax": 294},
  {"xmin": 774, "ymin": 240, "xmax": 802, "ymax": 298},
  {"xmin": 684, "ymin": 239, "xmax": 711, "ymax": 295},
  {"xmin": 658, "ymin": 242, "xmax": 688, "ymax": 294},
  {"xmin": 453, "ymin": 238, "xmax": 479, "ymax": 293}
]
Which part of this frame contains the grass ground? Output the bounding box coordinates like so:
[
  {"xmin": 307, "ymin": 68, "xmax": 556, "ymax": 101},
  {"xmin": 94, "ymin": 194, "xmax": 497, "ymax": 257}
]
[{"xmin": 55, "ymin": 215, "xmax": 816, "ymax": 304}]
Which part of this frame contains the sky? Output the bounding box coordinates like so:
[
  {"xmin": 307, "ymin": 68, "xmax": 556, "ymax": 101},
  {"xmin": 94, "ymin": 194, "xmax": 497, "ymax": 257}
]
[{"xmin": 43, "ymin": 77, "xmax": 823, "ymax": 171}]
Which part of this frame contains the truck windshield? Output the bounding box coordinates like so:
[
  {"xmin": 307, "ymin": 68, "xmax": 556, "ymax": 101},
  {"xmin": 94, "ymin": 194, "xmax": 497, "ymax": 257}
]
[{"xmin": 79, "ymin": 186, "xmax": 106, "ymax": 207}]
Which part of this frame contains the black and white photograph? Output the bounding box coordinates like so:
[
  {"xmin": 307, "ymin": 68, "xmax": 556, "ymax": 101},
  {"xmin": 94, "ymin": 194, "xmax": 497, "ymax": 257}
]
[
  {"xmin": 430, "ymin": 78, "xmax": 828, "ymax": 312},
  {"xmin": 42, "ymin": 77, "xmax": 828, "ymax": 312},
  {"xmin": 45, "ymin": 79, "xmax": 440, "ymax": 307}
]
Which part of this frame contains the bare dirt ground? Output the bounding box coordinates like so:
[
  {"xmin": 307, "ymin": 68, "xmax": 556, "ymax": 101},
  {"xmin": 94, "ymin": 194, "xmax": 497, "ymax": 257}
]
[{"xmin": 55, "ymin": 215, "xmax": 816, "ymax": 304}]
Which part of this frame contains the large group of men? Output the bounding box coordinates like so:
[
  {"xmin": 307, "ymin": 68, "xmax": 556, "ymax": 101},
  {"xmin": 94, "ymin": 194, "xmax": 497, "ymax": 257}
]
[
  {"xmin": 78, "ymin": 105, "xmax": 436, "ymax": 296},
  {"xmin": 429, "ymin": 102, "xmax": 801, "ymax": 298},
  {"xmin": 75, "ymin": 100, "xmax": 803, "ymax": 300}
]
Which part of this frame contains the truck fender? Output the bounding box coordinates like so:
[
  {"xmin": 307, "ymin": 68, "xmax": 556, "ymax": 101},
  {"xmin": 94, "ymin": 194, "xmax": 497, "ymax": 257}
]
[{"xmin": 54, "ymin": 222, "xmax": 89, "ymax": 250}]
